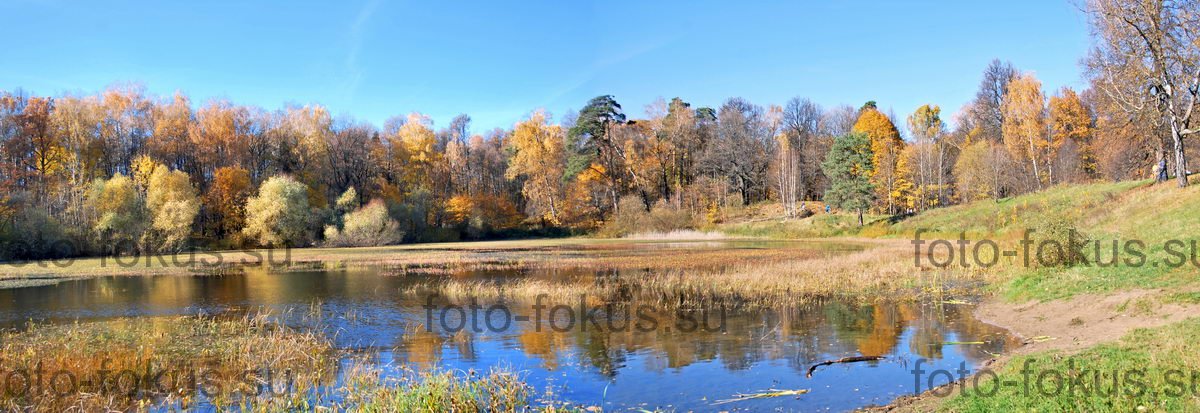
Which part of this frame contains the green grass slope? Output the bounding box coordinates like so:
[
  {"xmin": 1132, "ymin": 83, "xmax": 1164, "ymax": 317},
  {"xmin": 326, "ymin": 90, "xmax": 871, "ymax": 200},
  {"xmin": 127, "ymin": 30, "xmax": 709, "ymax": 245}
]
[
  {"xmin": 892, "ymin": 179, "xmax": 1200, "ymax": 301},
  {"xmin": 716, "ymin": 178, "xmax": 1200, "ymax": 301}
]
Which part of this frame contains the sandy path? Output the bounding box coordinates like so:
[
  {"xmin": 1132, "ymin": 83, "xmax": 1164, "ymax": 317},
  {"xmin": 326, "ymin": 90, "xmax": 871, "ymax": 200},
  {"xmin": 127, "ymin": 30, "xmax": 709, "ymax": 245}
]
[{"xmin": 868, "ymin": 289, "xmax": 1200, "ymax": 412}]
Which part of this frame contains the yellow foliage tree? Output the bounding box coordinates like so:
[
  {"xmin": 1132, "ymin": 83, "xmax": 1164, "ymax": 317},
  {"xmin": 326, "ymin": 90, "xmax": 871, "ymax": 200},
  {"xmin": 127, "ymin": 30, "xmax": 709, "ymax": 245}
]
[
  {"xmin": 130, "ymin": 154, "xmax": 163, "ymax": 191},
  {"xmin": 852, "ymin": 105, "xmax": 908, "ymax": 213},
  {"xmin": 896, "ymin": 146, "xmax": 921, "ymax": 210},
  {"xmin": 953, "ymin": 140, "xmax": 1012, "ymax": 202},
  {"xmin": 562, "ymin": 163, "xmax": 608, "ymax": 227},
  {"xmin": 323, "ymin": 199, "xmax": 403, "ymax": 247},
  {"xmin": 391, "ymin": 113, "xmax": 442, "ymax": 191},
  {"xmin": 445, "ymin": 194, "xmax": 521, "ymax": 235},
  {"xmin": 445, "ymin": 195, "xmax": 475, "ymax": 227},
  {"xmin": 906, "ymin": 104, "xmax": 948, "ymax": 209},
  {"xmin": 1001, "ymin": 73, "xmax": 1048, "ymax": 189},
  {"xmin": 505, "ymin": 111, "xmax": 566, "ymax": 225}
]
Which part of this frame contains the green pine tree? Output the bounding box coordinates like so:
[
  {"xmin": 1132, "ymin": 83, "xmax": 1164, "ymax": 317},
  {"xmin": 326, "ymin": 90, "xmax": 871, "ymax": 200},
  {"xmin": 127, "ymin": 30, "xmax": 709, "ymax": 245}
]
[{"xmin": 821, "ymin": 132, "xmax": 876, "ymax": 226}]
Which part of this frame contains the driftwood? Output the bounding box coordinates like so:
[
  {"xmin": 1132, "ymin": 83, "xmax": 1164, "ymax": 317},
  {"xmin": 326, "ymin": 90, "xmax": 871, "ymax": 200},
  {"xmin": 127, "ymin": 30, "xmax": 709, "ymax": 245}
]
[
  {"xmin": 712, "ymin": 389, "xmax": 810, "ymax": 405},
  {"xmin": 805, "ymin": 355, "xmax": 885, "ymax": 378}
]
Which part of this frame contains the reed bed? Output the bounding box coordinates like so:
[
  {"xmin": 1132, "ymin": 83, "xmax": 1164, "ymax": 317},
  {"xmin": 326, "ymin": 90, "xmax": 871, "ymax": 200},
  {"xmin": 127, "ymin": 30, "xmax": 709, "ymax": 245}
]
[
  {"xmin": 335, "ymin": 362, "xmax": 584, "ymax": 412},
  {"xmin": 377, "ymin": 242, "xmax": 848, "ymax": 276},
  {"xmin": 0, "ymin": 314, "xmax": 336, "ymax": 412},
  {"xmin": 403, "ymin": 240, "xmax": 988, "ymax": 309},
  {"xmin": 623, "ymin": 229, "xmax": 731, "ymax": 240},
  {"xmin": 0, "ymin": 315, "xmax": 593, "ymax": 412}
]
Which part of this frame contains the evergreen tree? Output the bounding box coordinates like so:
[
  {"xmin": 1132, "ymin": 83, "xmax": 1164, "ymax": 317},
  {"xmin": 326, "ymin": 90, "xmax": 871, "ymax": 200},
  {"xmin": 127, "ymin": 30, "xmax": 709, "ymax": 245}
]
[
  {"xmin": 564, "ymin": 95, "xmax": 625, "ymax": 181},
  {"xmin": 822, "ymin": 132, "xmax": 876, "ymax": 226}
]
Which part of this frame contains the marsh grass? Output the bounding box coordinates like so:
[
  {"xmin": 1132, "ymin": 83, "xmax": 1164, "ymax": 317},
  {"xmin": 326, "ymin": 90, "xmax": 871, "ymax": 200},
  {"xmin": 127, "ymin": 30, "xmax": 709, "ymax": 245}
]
[
  {"xmin": 623, "ymin": 229, "xmax": 730, "ymax": 240},
  {"xmin": 0, "ymin": 312, "xmax": 604, "ymax": 412},
  {"xmin": 404, "ymin": 240, "xmax": 987, "ymax": 309},
  {"xmin": 0, "ymin": 314, "xmax": 336, "ymax": 412},
  {"xmin": 334, "ymin": 362, "xmax": 586, "ymax": 412},
  {"xmin": 1, "ymin": 238, "xmax": 843, "ymax": 283}
]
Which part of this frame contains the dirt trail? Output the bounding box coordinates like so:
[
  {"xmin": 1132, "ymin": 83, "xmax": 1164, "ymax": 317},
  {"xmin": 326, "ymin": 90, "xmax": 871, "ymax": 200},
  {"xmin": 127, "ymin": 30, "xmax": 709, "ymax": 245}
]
[
  {"xmin": 868, "ymin": 289, "xmax": 1200, "ymax": 412},
  {"xmin": 975, "ymin": 289, "xmax": 1200, "ymax": 353}
]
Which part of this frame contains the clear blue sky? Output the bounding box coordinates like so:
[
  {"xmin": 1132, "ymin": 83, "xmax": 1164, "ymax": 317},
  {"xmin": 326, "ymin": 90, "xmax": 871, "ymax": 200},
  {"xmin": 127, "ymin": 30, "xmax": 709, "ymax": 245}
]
[{"xmin": 0, "ymin": 0, "xmax": 1091, "ymax": 134}]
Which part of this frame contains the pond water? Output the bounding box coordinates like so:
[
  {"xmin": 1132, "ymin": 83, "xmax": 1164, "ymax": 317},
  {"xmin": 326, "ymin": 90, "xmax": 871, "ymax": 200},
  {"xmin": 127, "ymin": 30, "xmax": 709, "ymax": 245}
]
[{"xmin": 0, "ymin": 241, "xmax": 1018, "ymax": 412}]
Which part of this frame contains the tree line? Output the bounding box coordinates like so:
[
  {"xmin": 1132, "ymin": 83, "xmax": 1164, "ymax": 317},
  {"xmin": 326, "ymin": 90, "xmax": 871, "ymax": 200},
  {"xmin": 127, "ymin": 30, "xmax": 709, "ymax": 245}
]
[{"xmin": 0, "ymin": 0, "xmax": 1196, "ymax": 259}]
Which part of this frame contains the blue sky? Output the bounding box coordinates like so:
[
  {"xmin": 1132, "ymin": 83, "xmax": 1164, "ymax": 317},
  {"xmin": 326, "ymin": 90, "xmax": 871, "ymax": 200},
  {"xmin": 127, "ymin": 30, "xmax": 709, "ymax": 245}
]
[{"xmin": 0, "ymin": 1, "xmax": 1092, "ymax": 134}]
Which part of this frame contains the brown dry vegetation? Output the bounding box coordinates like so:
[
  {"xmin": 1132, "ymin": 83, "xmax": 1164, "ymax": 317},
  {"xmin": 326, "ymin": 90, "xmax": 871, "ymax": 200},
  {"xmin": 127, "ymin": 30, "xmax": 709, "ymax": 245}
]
[
  {"xmin": 0, "ymin": 315, "xmax": 335, "ymax": 412},
  {"xmin": 402, "ymin": 239, "xmax": 987, "ymax": 309},
  {"xmin": 336, "ymin": 361, "xmax": 589, "ymax": 412},
  {"xmin": 0, "ymin": 314, "xmax": 595, "ymax": 413}
]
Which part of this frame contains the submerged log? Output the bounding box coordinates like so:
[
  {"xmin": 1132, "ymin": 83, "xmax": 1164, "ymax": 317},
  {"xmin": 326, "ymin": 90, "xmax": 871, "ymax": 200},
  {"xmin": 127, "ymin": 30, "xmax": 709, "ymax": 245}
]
[{"xmin": 805, "ymin": 355, "xmax": 885, "ymax": 378}]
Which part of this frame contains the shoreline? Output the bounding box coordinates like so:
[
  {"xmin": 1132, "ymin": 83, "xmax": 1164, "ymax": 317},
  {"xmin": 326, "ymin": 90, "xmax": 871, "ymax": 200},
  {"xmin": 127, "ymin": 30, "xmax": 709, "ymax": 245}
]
[{"xmin": 868, "ymin": 289, "xmax": 1200, "ymax": 412}]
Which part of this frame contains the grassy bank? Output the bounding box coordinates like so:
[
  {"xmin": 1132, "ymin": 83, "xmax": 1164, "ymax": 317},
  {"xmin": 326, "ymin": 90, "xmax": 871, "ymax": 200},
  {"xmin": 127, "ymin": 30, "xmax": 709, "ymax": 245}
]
[
  {"xmin": 943, "ymin": 317, "xmax": 1200, "ymax": 412},
  {"xmin": 705, "ymin": 178, "xmax": 1200, "ymax": 303},
  {"xmin": 690, "ymin": 180, "xmax": 1200, "ymax": 410},
  {"xmin": 887, "ymin": 179, "xmax": 1200, "ymax": 301}
]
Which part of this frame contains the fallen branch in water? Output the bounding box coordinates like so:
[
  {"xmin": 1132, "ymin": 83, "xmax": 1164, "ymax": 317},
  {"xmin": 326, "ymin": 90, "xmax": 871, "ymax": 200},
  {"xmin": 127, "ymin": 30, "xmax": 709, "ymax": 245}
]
[
  {"xmin": 713, "ymin": 388, "xmax": 810, "ymax": 405},
  {"xmin": 806, "ymin": 355, "xmax": 885, "ymax": 378}
]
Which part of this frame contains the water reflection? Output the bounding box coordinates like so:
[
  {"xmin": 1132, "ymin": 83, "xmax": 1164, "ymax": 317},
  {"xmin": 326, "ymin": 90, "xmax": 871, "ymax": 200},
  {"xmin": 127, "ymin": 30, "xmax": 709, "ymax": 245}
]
[
  {"xmin": 397, "ymin": 296, "xmax": 1013, "ymax": 377},
  {"xmin": 0, "ymin": 254, "xmax": 1016, "ymax": 411}
]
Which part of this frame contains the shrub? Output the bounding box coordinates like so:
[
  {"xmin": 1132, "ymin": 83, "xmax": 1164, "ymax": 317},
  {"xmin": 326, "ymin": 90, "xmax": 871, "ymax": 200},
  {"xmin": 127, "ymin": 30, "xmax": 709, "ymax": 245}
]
[
  {"xmin": 88, "ymin": 173, "xmax": 147, "ymax": 254},
  {"xmin": 598, "ymin": 196, "xmax": 696, "ymax": 237},
  {"xmin": 324, "ymin": 200, "xmax": 404, "ymax": 247},
  {"xmin": 0, "ymin": 206, "xmax": 73, "ymax": 260},
  {"xmin": 645, "ymin": 202, "xmax": 695, "ymax": 232},
  {"xmin": 1026, "ymin": 214, "xmax": 1088, "ymax": 267},
  {"xmin": 335, "ymin": 187, "xmax": 359, "ymax": 213},
  {"xmin": 243, "ymin": 175, "xmax": 314, "ymax": 247},
  {"xmin": 144, "ymin": 167, "xmax": 200, "ymax": 252}
]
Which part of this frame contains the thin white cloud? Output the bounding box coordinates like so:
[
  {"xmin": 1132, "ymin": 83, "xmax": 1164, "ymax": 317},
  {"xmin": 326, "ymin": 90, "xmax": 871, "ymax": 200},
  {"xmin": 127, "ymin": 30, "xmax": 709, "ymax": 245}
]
[
  {"xmin": 538, "ymin": 35, "xmax": 678, "ymax": 107},
  {"xmin": 340, "ymin": 0, "xmax": 382, "ymax": 103}
]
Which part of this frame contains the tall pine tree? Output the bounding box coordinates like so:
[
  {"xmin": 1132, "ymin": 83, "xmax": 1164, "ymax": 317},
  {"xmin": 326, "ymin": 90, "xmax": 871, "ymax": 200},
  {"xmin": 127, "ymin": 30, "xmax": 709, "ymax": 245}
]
[{"xmin": 822, "ymin": 132, "xmax": 876, "ymax": 226}]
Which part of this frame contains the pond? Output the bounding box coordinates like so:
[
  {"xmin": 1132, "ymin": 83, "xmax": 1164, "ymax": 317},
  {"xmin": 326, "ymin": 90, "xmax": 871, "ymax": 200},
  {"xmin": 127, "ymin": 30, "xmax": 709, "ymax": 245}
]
[{"xmin": 0, "ymin": 241, "xmax": 1017, "ymax": 411}]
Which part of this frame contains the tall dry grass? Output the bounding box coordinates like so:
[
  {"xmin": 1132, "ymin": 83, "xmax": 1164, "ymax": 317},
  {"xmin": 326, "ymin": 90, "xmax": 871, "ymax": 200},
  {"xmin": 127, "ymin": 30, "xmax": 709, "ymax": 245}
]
[
  {"xmin": 404, "ymin": 240, "xmax": 984, "ymax": 308},
  {"xmin": 0, "ymin": 314, "xmax": 335, "ymax": 412},
  {"xmin": 336, "ymin": 362, "xmax": 545, "ymax": 412}
]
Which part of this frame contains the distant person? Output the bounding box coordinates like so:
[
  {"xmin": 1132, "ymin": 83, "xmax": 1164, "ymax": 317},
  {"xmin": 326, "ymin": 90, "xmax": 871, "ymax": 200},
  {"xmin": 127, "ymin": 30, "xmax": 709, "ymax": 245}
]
[
  {"xmin": 799, "ymin": 201, "xmax": 806, "ymax": 211},
  {"xmin": 825, "ymin": 205, "xmax": 831, "ymax": 214},
  {"xmin": 1159, "ymin": 158, "xmax": 1169, "ymax": 182}
]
